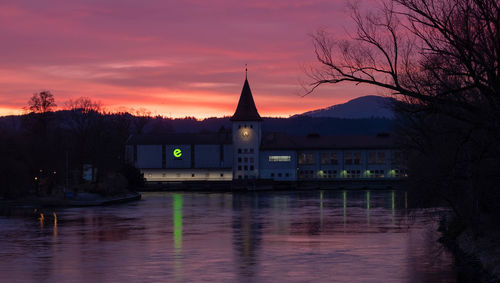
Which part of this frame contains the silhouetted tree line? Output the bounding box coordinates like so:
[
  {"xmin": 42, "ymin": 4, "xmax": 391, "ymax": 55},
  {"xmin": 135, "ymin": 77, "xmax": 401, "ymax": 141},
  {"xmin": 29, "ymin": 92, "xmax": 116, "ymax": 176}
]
[
  {"xmin": 308, "ymin": 0, "xmax": 500, "ymax": 236},
  {"xmin": 0, "ymin": 91, "xmax": 394, "ymax": 199}
]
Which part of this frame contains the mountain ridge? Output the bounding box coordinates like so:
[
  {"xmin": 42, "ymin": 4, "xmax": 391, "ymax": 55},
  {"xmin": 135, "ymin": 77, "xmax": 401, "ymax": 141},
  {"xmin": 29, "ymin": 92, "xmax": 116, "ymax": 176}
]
[{"xmin": 295, "ymin": 95, "xmax": 395, "ymax": 119}]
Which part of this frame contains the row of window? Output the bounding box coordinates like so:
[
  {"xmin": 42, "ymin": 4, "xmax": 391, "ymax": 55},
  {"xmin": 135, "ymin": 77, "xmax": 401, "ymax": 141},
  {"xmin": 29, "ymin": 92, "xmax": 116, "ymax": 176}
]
[
  {"xmin": 149, "ymin": 173, "xmax": 225, "ymax": 178},
  {"xmin": 270, "ymin": 172, "xmax": 290, "ymax": 178},
  {"xmin": 238, "ymin": 157, "xmax": 255, "ymax": 163},
  {"xmin": 298, "ymin": 151, "xmax": 405, "ymax": 165},
  {"xmin": 237, "ymin": 148, "xmax": 254, "ymax": 154},
  {"xmin": 237, "ymin": 165, "xmax": 255, "ymax": 171},
  {"xmin": 237, "ymin": 124, "xmax": 253, "ymax": 129},
  {"xmin": 297, "ymin": 169, "xmax": 405, "ymax": 179}
]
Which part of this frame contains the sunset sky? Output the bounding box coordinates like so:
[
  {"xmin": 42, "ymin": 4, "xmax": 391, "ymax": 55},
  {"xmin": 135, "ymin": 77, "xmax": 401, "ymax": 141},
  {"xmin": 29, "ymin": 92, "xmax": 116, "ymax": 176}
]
[{"xmin": 0, "ymin": 0, "xmax": 383, "ymax": 118}]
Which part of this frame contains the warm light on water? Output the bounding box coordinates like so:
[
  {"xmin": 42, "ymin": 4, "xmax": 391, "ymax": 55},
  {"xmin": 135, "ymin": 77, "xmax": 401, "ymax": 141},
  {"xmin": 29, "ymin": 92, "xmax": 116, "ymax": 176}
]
[{"xmin": 0, "ymin": 191, "xmax": 455, "ymax": 282}]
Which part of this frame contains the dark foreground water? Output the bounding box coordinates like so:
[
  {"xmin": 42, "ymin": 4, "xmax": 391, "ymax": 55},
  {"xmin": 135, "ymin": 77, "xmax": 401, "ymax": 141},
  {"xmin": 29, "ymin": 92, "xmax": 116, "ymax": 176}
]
[{"xmin": 0, "ymin": 191, "xmax": 455, "ymax": 282}]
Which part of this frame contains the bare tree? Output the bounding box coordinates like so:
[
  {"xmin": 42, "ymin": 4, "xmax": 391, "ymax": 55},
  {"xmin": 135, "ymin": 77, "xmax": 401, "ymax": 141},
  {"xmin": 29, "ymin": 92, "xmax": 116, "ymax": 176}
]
[
  {"xmin": 308, "ymin": 0, "xmax": 499, "ymax": 123},
  {"xmin": 65, "ymin": 97, "xmax": 102, "ymax": 113},
  {"xmin": 308, "ymin": 0, "xmax": 500, "ymax": 231},
  {"xmin": 27, "ymin": 91, "xmax": 57, "ymax": 113}
]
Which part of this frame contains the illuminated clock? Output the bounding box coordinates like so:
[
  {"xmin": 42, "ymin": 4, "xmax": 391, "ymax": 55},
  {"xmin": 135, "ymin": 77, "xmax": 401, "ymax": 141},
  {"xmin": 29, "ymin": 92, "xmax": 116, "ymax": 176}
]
[{"xmin": 241, "ymin": 130, "xmax": 249, "ymax": 138}]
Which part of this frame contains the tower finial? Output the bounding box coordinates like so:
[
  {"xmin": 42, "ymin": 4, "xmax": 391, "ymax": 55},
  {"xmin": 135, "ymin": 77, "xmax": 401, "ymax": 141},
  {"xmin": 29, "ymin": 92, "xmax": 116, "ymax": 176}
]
[{"xmin": 245, "ymin": 64, "xmax": 247, "ymax": 79}]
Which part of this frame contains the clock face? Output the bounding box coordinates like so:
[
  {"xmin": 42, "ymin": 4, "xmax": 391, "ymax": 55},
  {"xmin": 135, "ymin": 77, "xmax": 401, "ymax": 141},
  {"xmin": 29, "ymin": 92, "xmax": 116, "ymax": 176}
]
[{"xmin": 241, "ymin": 130, "xmax": 249, "ymax": 138}]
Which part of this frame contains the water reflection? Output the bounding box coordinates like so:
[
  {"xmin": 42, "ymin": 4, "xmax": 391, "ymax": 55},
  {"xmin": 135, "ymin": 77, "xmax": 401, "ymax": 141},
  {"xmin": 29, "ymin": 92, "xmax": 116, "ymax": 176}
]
[
  {"xmin": 0, "ymin": 190, "xmax": 455, "ymax": 282},
  {"xmin": 232, "ymin": 194, "xmax": 262, "ymax": 281}
]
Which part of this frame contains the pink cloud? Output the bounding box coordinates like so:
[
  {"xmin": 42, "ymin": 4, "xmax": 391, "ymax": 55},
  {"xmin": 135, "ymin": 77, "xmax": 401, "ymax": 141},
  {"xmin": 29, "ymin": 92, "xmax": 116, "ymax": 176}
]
[{"xmin": 0, "ymin": 0, "xmax": 381, "ymax": 118}]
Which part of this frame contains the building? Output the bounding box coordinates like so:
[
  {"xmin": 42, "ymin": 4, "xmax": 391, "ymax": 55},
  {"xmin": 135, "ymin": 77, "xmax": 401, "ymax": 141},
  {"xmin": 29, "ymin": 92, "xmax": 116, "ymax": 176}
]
[{"xmin": 125, "ymin": 75, "xmax": 407, "ymax": 182}]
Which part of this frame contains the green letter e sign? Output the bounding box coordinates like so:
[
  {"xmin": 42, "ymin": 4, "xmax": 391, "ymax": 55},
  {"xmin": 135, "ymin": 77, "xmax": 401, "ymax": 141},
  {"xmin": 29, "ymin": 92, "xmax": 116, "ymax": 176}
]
[{"xmin": 173, "ymin": 148, "xmax": 182, "ymax": 158}]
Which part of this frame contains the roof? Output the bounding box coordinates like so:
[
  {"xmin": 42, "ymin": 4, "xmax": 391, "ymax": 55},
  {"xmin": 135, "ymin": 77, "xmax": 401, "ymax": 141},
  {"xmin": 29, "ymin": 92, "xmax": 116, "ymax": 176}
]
[
  {"xmin": 127, "ymin": 132, "xmax": 232, "ymax": 145},
  {"xmin": 127, "ymin": 132, "xmax": 396, "ymax": 149},
  {"xmin": 230, "ymin": 78, "xmax": 262, "ymax": 121},
  {"xmin": 260, "ymin": 133, "xmax": 396, "ymax": 150}
]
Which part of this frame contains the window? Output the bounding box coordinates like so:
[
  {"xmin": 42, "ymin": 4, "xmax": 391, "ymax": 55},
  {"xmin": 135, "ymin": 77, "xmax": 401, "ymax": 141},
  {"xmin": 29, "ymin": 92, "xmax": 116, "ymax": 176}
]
[
  {"xmin": 250, "ymin": 125, "xmax": 253, "ymax": 128},
  {"xmin": 278, "ymin": 173, "xmax": 282, "ymax": 177},
  {"xmin": 220, "ymin": 173, "xmax": 224, "ymax": 177},
  {"xmin": 322, "ymin": 152, "xmax": 338, "ymax": 164},
  {"xmin": 238, "ymin": 157, "xmax": 242, "ymax": 162},
  {"xmin": 238, "ymin": 125, "xmax": 241, "ymax": 129},
  {"xmin": 250, "ymin": 157, "xmax": 254, "ymax": 163},
  {"xmin": 353, "ymin": 152, "xmax": 361, "ymax": 164},
  {"xmin": 285, "ymin": 173, "xmax": 289, "ymax": 177},
  {"xmin": 368, "ymin": 152, "xmax": 376, "ymax": 164},
  {"xmin": 298, "ymin": 153, "xmax": 314, "ymax": 164},
  {"xmin": 244, "ymin": 148, "xmax": 248, "ymax": 153},
  {"xmin": 269, "ymin": 155, "xmax": 291, "ymax": 162},
  {"xmin": 244, "ymin": 165, "xmax": 248, "ymax": 170},
  {"xmin": 330, "ymin": 153, "xmax": 338, "ymax": 164},
  {"xmin": 271, "ymin": 173, "xmax": 275, "ymax": 177},
  {"xmin": 192, "ymin": 173, "xmax": 195, "ymax": 177},
  {"xmin": 298, "ymin": 170, "xmax": 314, "ymax": 179},
  {"xmin": 238, "ymin": 166, "xmax": 242, "ymax": 170},
  {"xmin": 250, "ymin": 165, "xmax": 254, "ymax": 170},
  {"xmin": 345, "ymin": 170, "xmax": 361, "ymax": 178},
  {"xmin": 244, "ymin": 157, "xmax": 248, "ymax": 162},
  {"xmin": 238, "ymin": 148, "xmax": 242, "ymax": 154},
  {"xmin": 392, "ymin": 151, "xmax": 402, "ymax": 164},
  {"xmin": 321, "ymin": 152, "xmax": 329, "ymax": 164},
  {"xmin": 344, "ymin": 152, "xmax": 352, "ymax": 165},
  {"xmin": 377, "ymin": 152, "xmax": 385, "ymax": 164},
  {"xmin": 249, "ymin": 148, "xmax": 254, "ymax": 153}
]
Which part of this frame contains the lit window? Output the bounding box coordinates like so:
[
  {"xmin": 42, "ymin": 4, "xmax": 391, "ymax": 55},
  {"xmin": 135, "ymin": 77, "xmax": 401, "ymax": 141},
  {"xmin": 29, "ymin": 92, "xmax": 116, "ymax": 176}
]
[{"xmin": 269, "ymin": 155, "xmax": 291, "ymax": 162}]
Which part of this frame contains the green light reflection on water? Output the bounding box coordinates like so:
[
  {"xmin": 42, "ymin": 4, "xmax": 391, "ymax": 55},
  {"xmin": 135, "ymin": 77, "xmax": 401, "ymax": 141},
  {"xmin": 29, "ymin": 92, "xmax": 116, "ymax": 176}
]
[{"xmin": 173, "ymin": 194, "xmax": 183, "ymax": 251}]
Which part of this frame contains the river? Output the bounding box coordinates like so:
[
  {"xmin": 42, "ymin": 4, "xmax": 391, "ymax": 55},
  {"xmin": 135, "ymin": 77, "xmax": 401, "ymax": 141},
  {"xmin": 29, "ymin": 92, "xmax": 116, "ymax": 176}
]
[{"xmin": 0, "ymin": 191, "xmax": 455, "ymax": 282}]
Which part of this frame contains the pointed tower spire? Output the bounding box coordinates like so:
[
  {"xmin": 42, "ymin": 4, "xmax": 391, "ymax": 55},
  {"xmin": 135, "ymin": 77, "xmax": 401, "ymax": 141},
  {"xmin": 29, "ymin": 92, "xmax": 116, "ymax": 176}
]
[{"xmin": 230, "ymin": 70, "xmax": 262, "ymax": 121}]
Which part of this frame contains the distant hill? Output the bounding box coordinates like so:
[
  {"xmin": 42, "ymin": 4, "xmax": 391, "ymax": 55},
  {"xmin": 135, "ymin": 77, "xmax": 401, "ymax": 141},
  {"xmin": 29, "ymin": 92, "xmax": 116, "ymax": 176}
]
[{"xmin": 295, "ymin": 95, "xmax": 395, "ymax": 119}]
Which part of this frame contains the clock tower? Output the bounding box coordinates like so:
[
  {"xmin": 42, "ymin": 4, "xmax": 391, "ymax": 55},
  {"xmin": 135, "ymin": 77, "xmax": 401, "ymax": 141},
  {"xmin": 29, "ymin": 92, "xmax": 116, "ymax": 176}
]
[{"xmin": 230, "ymin": 73, "xmax": 262, "ymax": 180}]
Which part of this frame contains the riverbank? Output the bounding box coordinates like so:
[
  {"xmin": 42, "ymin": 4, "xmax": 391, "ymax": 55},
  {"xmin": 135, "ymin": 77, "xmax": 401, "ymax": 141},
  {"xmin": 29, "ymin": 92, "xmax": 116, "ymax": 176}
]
[
  {"xmin": 440, "ymin": 217, "xmax": 500, "ymax": 282},
  {"xmin": 140, "ymin": 179, "xmax": 406, "ymax": 192},
  {"xmin": 0, "ymin": 192, "xmax": 141, "ymax": 208}
]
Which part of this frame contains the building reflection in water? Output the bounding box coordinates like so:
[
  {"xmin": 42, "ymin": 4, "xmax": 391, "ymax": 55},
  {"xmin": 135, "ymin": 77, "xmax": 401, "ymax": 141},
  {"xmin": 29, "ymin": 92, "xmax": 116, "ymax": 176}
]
[
  {"xmin": 343, "ymin": 191, "xmax": 347, "ymax": 230},
  {"xmin": 232, "ymin": 194, "xmax": 262, "ymax": 281},
  {"xmin": 366, "ymin": 190, "xmax": 370, "ymax": 226}
]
